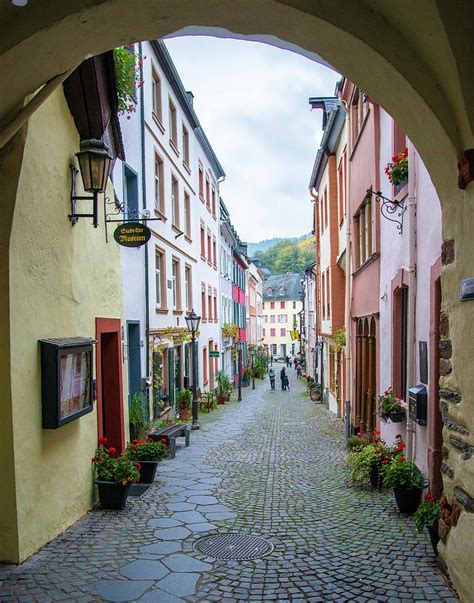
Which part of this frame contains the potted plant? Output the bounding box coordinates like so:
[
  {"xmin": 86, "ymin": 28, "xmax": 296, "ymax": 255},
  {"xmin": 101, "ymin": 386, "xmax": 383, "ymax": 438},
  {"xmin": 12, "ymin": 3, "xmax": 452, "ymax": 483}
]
[
  {"xmin": 346, "ymin": 431, "xmax": 390, "ymax": 489},
  {"xmin": 125, "ymin": 438, "xmax": 167, "ymax": 483},
  {"xmin": 129, "ymin": 392, "xmax": 151, "ymax": 440},
  {"xmin": 177, "ymin": 388, "xmax": 192, "ymax": 421},
  {"xmin": 216, "ymin": 370, "xmax": 231, "ymax": 404},
  {"xmin": 241, "ymin": 368, "xmax": 251, "ymax": 387},
  {"xmin": 380, "ymin": 439, "xmax": 426, "ymax": 514},
  {"xmin": 92, "ymin": 438, "xmax": 140, "ymax": 509},
  {"xmin": 378, "ymin": 387, "xmax": 405, "ymax": 423},
  {"xmin": 385, "ymin": 147, "xmax": 408, "ymax": 190},
  {"xmin": 413, "ymin": 493, "xmax": 441, "ymax": 555},
  {"xmin": 309, "ymin": 382, "xmax": 321, "ymax": 401}
]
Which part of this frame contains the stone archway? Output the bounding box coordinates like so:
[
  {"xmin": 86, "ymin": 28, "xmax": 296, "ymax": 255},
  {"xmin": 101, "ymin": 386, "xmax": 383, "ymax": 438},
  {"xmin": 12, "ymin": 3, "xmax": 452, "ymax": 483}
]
[{"xmin": 0, "ymin": 1, "xmax": 473, "ymax": 599}]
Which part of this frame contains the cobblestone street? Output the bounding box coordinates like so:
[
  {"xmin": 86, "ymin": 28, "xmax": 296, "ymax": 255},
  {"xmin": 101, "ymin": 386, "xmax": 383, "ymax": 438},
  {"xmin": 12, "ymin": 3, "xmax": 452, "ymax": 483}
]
[{"xmin": 0, "ymin": 369, "xmax": 457, "ymax": 602}]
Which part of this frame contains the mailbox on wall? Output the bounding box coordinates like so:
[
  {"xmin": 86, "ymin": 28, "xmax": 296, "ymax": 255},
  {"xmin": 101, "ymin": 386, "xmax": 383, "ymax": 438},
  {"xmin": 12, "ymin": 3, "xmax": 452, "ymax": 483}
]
[
  {"xmin": 40, "ymin": 337, "xmax": 96, "ymax": 429},
  {"xmin": 408, "ymin": 384, "xmax": 427, "ymax": 426}
]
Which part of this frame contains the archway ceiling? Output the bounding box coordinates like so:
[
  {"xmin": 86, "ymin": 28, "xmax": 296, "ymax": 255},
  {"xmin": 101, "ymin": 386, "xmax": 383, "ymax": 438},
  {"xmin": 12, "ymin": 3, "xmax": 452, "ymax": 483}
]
[{"xmin": 0, "ymin": 0, "xmax": 472, "ymax": 195}]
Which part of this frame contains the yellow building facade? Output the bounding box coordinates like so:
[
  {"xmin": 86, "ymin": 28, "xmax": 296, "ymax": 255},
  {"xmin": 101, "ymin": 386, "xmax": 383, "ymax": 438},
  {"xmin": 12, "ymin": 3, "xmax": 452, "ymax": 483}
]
[{"xmin": 0, "ymin": 86, "xmax": 127, "ymax": 564}]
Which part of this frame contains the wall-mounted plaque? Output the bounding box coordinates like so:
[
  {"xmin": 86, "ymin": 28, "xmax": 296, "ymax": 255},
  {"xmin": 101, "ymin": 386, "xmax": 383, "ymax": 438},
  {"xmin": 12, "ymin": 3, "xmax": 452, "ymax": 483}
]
[{"xmin": 40, "ymin": 337, "xmax": 95, "ymax": 428}]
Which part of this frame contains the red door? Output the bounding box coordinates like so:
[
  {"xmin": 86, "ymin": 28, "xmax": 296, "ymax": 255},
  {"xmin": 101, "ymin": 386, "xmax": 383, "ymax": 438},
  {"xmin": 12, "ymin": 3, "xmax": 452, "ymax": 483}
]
[{"xmin": 96, "ymin": 318, "xmax": 125, "ymax": 453}]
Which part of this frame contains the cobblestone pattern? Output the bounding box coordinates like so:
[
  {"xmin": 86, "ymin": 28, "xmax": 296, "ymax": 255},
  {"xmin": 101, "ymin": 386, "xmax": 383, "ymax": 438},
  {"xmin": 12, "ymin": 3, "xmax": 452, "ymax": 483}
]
[{"xmin": 0, "ymin": 369, "xmax": 458, "ymax": 602}]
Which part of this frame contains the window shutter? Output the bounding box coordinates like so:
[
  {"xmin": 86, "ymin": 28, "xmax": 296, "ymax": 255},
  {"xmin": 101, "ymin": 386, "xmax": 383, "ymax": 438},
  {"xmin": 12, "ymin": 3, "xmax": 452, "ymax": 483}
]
[
  {"xmin": 153, "ymin": 351, "xmax": 162, "ymax": 416},
  {"xmin": 184, "ymin": 343, "xmax": 190, "ymax": 383},
  {"xmin": 193, "ymin": 341, "xmax": 199, "ymax": 389},
  {"xmin": 168, "ymin": 347, "xmax": 175, "ymax": 409}
]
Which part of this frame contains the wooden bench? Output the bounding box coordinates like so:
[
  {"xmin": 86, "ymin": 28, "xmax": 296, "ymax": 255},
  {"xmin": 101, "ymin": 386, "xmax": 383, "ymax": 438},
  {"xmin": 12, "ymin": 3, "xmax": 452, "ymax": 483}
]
[{"xmin": 148, "ymin": 423, "xmax": 190, "ymax": 459}]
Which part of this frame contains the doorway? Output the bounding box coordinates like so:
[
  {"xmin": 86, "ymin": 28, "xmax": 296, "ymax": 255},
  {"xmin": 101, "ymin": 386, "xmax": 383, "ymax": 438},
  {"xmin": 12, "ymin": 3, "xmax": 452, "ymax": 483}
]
[
  {"xmin": 429, "ymin": 259, "xmax": 443, "ymax": 498},
  {"xmin": 96, "ymin": 318, "xmax": 125, "ymax": 453},
  {"xmin": 127, "ymin": 321, "xmax": 142, "ymax": 406}
]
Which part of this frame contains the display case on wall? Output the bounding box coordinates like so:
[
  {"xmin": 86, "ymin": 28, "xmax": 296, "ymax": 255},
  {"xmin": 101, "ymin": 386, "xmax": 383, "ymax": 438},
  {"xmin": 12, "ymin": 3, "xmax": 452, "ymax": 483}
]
[{"xmin": 40, "ymin": 337, "xmax": 96, "ymax": 429}]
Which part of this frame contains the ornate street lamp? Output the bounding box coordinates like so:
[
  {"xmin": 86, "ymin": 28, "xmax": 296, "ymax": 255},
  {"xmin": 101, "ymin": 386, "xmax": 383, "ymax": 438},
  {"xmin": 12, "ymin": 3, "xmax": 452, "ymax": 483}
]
[
  {"xmin": 185, "ymin": 309, "xmax": 201, "ymax": 430},
  {"xmin": 70, "ymin": 139, "xmax": 113, "ymax": 228}
]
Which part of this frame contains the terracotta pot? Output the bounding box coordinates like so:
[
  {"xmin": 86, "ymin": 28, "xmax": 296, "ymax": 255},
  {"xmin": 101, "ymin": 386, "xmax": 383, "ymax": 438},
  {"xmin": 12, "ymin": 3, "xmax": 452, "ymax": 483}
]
[
  {"xmin": 309, "ymin": 388, "xmax": 321, "ymax": 401},
  {"xmin": 217, "ymin": 395, "xmax": 226, "ymax": 404},
  {"xmin": 179, "ymin": 408, "xmax": 190, "ymax": 421}
]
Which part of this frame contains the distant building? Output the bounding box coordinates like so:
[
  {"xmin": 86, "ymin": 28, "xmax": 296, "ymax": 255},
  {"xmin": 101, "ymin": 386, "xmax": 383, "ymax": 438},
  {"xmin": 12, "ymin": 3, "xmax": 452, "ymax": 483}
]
[
  {"xmin": 262, "ymin": 274, "xmax": 303, "ymax": 359},
  {"xmin": 247, "ymin": 260, "xmax": 265, "ymax": 347},
  {"xmin": 301, "ymin": 262, "xmax": 318, "ymax": 379}
]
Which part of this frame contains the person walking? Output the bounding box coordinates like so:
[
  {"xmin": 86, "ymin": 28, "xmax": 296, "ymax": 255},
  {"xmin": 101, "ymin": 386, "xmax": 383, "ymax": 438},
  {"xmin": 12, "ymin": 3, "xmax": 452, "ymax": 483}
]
[
  {"xmin": 280, "ymin": 367, "xmax": 287, "ymax": 390},
  {"xmin": 269, "ymin": 368, "xmax": 276, "ymax": 390},
  {"xmin": 285, "ymin": 355, "xmax": 290, "ymax": 367},
  {"xmin": 285, "ymin": 374, "xmax": 290, "ymax": 390},
  {"xmin": 296, "ymin": 362, "xmax": 302, "ymax": 379}
]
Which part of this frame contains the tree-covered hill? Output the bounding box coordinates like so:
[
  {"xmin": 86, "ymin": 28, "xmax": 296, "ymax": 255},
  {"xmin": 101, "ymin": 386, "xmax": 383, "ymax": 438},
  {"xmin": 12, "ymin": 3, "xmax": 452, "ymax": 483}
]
[{"xmin": 252, "ymin": 236, "xmax": 315, "ymax": 275}]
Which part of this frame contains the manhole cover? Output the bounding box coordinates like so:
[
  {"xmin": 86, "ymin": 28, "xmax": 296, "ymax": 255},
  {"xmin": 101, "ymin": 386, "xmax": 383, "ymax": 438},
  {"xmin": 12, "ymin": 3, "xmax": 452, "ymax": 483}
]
[{"xmin": 194, "ymin": 533, "xmax": 274, "ymax": 560}]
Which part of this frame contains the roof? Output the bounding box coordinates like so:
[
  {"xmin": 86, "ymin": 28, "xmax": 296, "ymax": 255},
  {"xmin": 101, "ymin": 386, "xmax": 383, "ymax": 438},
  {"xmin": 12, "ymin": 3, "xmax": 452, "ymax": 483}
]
[
  {"xmin": 151, "ymin": 40, "xmax": 225, "ymax": 180},
  {"xmin": 308, "ymin": 96, "xmax": 346, "ymax": 191},
  {"xmin": 263, "ymin": 273, "xmax": 302, "ymax": 301}
]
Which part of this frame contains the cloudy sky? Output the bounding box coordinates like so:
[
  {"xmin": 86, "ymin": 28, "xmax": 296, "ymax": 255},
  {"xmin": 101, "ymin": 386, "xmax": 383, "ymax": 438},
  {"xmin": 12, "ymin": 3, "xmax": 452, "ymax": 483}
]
[{"xmin": 164, "ymin": 36, "xmax": 340, "ymax": 243}]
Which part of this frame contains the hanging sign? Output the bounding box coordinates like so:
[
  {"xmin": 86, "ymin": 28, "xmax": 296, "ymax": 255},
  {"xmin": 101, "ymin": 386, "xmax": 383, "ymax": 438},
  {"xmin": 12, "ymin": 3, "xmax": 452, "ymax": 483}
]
[
  {"xmin": 290, "ymin": 330, "xmax": 299, "ymax": 341},
  {"xmin": 209, "ymin": 351, "xmax": 220, "ymax": 358},
  {"xmin": 114, "ymin": 222, "xmax": 151, "ymax": 247}
]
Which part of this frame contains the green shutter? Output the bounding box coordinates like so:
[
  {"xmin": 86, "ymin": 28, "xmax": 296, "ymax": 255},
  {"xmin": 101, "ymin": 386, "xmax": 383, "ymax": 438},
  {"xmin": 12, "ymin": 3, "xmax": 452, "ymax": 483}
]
[
  {"xmin": 168, "ymin": 347, "xmax": 175, "ymax": 409},
  {"xmin": 184, "ymin": 343, "xmax": 190, "ymax": 384},
  {"xmin": 193, "ymin": 341, "xmax": 199, "ymax": 390},
  {"xmin": 153, "ymin": 351, "xmax": 162, "ymax": 416}
]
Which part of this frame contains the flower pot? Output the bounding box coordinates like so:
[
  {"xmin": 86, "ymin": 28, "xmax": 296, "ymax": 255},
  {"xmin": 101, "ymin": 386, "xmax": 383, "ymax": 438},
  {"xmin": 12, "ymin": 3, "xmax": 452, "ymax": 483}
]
[
  {"xmin": 217, "ymin": 395, "xmax": 226, "ymax": 405},
  {"xmin": 389, "ymin": 411, "xmax": 405, "ymax": 423},
  {"xmin": 393, "ymin": 487, "xmax": 422, "ymax": 515},
  {"xmin": 137, "ymin": 460, "xmax": 158, "ymax": 484},
  {"xmin": 309, "ymin": 388, "xmax": 321, "ymax": 401},
  {"xmin": 179, "ymin": 409, "xmax": 190, "ymax": 421},
  {"xmin": 427, "ymin": 526, "xmax": 439, "ymax": 556},
  {"xmin": 95, "ymin": 480, "xmax": 131, "ymax": 510}
]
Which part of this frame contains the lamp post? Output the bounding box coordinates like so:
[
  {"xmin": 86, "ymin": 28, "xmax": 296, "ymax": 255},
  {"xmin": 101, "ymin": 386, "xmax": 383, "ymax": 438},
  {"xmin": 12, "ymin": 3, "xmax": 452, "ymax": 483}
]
[
  {"xmin": 251, "ymin": 348, "xmax": 256, "ymax": 389},
  {"xmin": 185, "ymin": 309, "xmax": 201, "ymax": 431}
]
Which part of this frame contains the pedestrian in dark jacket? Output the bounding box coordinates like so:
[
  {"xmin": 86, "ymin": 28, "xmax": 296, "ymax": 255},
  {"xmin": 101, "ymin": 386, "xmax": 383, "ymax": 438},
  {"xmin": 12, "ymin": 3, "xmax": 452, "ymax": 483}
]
[
  {"xmin": 285, "ymin": 355, "xmax": 290, "ymax": 367},
  {"xmin": 285, "ymin": 374, "xmax": 290, "ymax": 390},
  {"xmin": 280, "ymin": 367, "xmax": 287, "ymax": 390},
  {"xmin": 269, "ymin": 368, "xmax": 276, "ymax": 390}
]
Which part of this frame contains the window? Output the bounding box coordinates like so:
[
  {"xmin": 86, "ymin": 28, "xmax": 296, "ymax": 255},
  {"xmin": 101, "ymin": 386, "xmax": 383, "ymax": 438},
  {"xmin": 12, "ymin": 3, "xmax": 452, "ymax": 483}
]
[
  {"xmin": 172, "ymin": 258, "xmax": 181, "ymax": 310},
  {"xmin": 393, "ymin": 122, "xmax": 408, "ymax": 192},
  {"xmin": 207, "ymin": 231, "xmax": 212, "ymax": 264},
  {"xmin": 280, "ymin": 328, "xmax": 286, "ymax": 337},
  {"xmin": 213, "ymin": 291, "xmax": 218, "ymax": 322},
  {"xmin": 123, "ymin": 165, "xmax": 138, "ymax": 220},
  {"xmin": 263, "ymin": 315, "xmax": 268, "ymax": 322},
  {"xmin": 355, "ymin": 198, "xmax": 373, "ymax": 267},
  {"xmin": 262, "ymin": 302, "xmax": 265, "ymax": 309},
  {"xmin": 171, "ymin": 175, "xmax": 179, "ymax": 228},
  {"xmin": 208, "ymin": 289, "xmax": 212, "ymax": 321},
  {"xmin": 270, "ymin": 328, "xmax": 276, "ymax": 337},
  {"xmin": 278, "ymin": 314, "xmax": 287, "ymax": 323},
  {"xmin": 270, "ymin": 302, "xmax": 275, "ymax": 309},
  {"xmin": 184, "ymin": 265, "xmax": 192, "ymax": 312},
  {"xmin": 211, "ymin": 186, "xmax": 216, "ymax": 216},
  {"xmin": 155, "ymin": 248, "xmax": 165, "ymax": 308},
  {"xmin": 270, "ymin": 315, "xmax": 275, "ymax": 323},
  {"xmin": 212, "ymin": 238, "xmax": 217, "ymax": 268},
  {"xmin": 393, "ymin": 286, "xmax": 409, "ymax": 400},
  {"xmin": 279, "ymin": 287, "xmax": 285, "ymax": 296},
  {"xmin": 323, "ymin": 186, "xmax": 328, "ymax": 230},
  {"xmin": 326, "ymin": 268, "xmax": 331, "ymax": 319},
  {"xmin": 205, "ymin": 176, "xmax": 210, "ymax": 209},
  {"xmin": 322, "ymin": 271, "xmax": 326, "ymax": 320},
  {"xmin": 280, "ymin": 301, "xmax": 285, "ymax": 309},
  {"xmin": 182, "ymin": 124, "xmax": 189, "ymax": 166},
  {"xmin": 201, "ymin": 284, "xmax": 206, "ymax": 321},
  {"xmin": 184, "ymin": 191, "xmax": 191, "ymax": 239},
  {"xmin": 352, "ymin": 87, "xmax": 368, "ymax": 146},
  {"xmin": 293, "ymin": 301, "xmax": 296, "ymax": 309},
  {"xmin": 338, "ymin": 149, "xmax": 347, "ymax": 226},
  {"xmin": 200, "ymin": 222, "xmax": 205, "ymax": 259},
  {"xmin": 151, "ymin": 69, "xmax": 162, "ymax": 122},
  {"xmin": 263, "ymin": 328, "xmax": 266, "ymax": 337},
  {"xmin": 154, "ymin": 153, "xmax": 164, "ymax": 214},
  {"xmin": 169, "ymin": 99, "xmax": 177, "ymax": 148},
  {"xmin": 198, "ymin": 162, "xmax": 204, "ymax": 200}
]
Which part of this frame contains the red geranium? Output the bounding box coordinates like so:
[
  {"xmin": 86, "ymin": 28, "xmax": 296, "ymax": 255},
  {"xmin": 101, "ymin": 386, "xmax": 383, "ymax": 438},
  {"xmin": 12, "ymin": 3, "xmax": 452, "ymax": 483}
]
[
  {"xmin": 108, "ymin": 447, "xmax": 117, "ymax": 455},
  {"xmin": 98, "ymin": 436, "xmax": 108, "ymax": 446},
  {"xmin": 130, "ymin": 444, "xmax": 137, "ymax": 451}
]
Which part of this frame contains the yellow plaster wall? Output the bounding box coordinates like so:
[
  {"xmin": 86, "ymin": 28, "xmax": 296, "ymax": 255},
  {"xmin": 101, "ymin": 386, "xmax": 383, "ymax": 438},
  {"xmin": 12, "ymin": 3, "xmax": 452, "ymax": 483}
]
[{"xmin": 8, "ymin": 87, "xmax": 126, "ymax": 562}]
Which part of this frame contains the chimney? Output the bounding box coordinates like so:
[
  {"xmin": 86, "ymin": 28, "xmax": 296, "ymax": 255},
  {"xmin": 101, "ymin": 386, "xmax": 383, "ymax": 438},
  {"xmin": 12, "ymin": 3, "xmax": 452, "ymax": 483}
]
[{"xmin": 186, "ymin": 91, "xmax": 194, "ymax": 106}]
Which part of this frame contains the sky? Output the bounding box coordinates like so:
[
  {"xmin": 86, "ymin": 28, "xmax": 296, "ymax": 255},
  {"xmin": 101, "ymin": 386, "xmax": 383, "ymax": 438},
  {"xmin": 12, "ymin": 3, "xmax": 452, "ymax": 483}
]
[{"xmin": 164, "ymin": 36, "xmax": 340, "ymax": 243}]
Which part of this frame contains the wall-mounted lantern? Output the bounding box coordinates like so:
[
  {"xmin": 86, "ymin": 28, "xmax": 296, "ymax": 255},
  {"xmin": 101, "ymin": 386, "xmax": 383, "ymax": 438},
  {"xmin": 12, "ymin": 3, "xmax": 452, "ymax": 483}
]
[{"xmin": 70, "ymin": 139, "xmax": 112, "ymax": 228}]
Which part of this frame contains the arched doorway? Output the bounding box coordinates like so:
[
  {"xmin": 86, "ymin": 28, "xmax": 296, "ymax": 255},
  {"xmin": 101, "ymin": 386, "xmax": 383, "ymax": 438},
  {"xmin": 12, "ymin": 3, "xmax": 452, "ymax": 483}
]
[{"xmin": 0, "ymin": 3, "xmax": 473, "ymax": 599}]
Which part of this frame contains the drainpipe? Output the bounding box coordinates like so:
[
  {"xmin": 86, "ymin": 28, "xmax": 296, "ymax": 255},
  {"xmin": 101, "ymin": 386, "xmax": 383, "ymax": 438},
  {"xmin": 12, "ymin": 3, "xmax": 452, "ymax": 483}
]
[
  {"xmin": 406, "ymin": 144, "xmax": 417, "ymax": 461},
  {"xmin": 138, "ymin": 42, "xmax": 150, "ymax": 390},
  {"xmin": 340, "ymin": 98, "xmax": 352, "ymax": 439}
]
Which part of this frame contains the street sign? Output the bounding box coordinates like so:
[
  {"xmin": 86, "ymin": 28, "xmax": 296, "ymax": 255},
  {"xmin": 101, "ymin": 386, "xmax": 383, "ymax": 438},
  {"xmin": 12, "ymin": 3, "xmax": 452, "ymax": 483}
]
[
  {"xmin": 209, "ymin": 351, "xmax": 220, "ymax": 358},
  {"xmin": 113, "ymin": 222, "xmax": 151, "ymax": 247}
]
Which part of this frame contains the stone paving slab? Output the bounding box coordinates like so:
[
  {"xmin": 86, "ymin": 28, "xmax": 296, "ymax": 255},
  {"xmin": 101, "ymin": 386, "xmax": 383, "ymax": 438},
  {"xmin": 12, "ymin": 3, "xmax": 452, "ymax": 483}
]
[{"xmin": 0, "ymin": 371, "xmax": 459, "ymax": 602}]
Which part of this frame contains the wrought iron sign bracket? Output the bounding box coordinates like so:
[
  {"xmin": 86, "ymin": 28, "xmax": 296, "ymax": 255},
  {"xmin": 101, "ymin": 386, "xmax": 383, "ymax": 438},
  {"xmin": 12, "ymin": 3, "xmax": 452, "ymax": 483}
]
[
  {"xmin": 69, "ymin": 165, "xmax": 99, "ymax": 228},
  {"xmin": 104, "ymin": 194, "xmax": 162, "ymax": 242},
  {"xmin": 366, "ymin": 188, "xmax": 407, "ymax": 234}
]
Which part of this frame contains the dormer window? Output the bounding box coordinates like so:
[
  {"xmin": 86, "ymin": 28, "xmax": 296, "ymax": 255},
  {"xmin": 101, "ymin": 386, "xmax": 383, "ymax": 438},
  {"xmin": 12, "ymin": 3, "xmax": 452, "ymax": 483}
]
[
  {"xmin": 279, "ymin": 287, "xmax": 286, "ymax": 296},
  {"xmin": 267, "ymin": 288, "xmax": 273, "ymax": 297}
]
